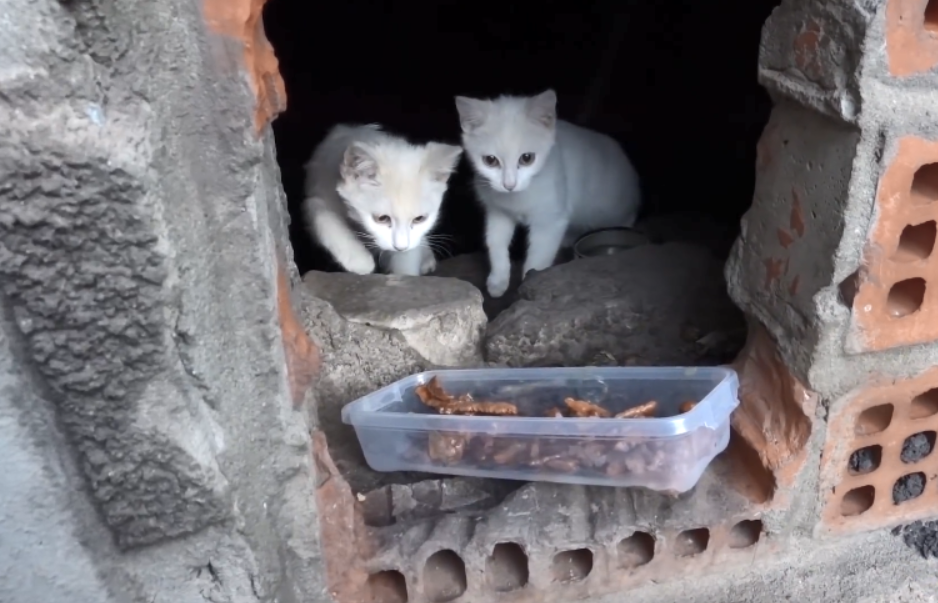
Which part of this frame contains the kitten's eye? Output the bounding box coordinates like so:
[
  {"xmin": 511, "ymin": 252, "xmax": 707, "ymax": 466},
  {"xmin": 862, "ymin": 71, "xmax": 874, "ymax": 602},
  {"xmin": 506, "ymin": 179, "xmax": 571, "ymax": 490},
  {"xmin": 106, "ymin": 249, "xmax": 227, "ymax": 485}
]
[
  {"xmin": 519, "ymin": 153, "xmax": 536, "ymax": 166},
  {"xmin": 413, "ymin": 215, "xmax": 427, "ymax": 224},
  {"xmin": 374, "ymin": 214, "xmax": 391, "ymax": 224},
  {"xmin": 482, "ymin": 155, "xmax": 500, "ymax": 167}
]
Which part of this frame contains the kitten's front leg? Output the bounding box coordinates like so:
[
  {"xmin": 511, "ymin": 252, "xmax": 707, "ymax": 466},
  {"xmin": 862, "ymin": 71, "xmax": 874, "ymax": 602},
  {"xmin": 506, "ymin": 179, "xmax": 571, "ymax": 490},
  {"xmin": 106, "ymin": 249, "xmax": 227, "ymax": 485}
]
[
  {"xmin": 524, "ymin": 218, "xmax": 569, "ymax": 278},
  {"xmin": 311, "ymin": 204, "xmax": 375, "ymax": 274},
  {"xmin": 485, "ymin": 209, "xmax": 516, "ymax": 298}
]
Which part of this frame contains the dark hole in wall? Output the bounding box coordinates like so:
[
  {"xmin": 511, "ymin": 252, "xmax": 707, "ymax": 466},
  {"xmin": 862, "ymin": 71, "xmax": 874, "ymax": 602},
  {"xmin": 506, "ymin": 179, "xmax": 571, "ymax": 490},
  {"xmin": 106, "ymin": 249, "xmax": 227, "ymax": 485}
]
[{"xmin": 263, "ymin": 0, "xmax": 782, "ymax": 275}]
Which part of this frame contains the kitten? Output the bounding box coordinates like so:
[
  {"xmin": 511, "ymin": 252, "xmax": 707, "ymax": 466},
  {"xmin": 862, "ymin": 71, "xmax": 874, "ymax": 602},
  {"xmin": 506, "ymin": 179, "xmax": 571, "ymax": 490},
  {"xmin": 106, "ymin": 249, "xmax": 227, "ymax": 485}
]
[
  {"xmin": 303, "ymin": 124, "xmax": 463, "ymax": 276},
  {"xmin": 455, "ymin": 89, "xmax": 642, "ymax": 297}
]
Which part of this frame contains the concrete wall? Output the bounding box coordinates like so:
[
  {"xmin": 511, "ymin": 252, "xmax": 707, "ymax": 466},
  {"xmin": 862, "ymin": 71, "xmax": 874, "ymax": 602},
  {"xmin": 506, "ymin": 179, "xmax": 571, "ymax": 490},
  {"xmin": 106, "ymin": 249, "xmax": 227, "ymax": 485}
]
[{"xmin": 0, "ymin": 0, "xmax": 326, "ymax": 601}]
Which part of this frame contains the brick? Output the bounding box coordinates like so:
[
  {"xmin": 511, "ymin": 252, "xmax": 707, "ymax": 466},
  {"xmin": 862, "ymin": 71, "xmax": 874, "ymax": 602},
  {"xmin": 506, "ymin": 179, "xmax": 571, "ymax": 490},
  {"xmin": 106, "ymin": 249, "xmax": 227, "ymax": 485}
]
[
  {"xmin": 202, "ymin": 0, "xmax": 286, "ymax": 132},
  {"xmin": 730, "ymin": 319, "xmax": 818, "ymax": 511},
  {"xmin": 819, "ymin": 366, "xmax": 938, "ymax": 536},
  {"xmin": 726, "ymin": 100, "xmax": 868, "ymax": 391},
  {"xmin": 847, "ymin": 136, "xmax": 938, "ymax": 352},
  {"xmin": 758, "ymin": 0, "xmax": 872, "ymax": 121},
  {"xmin": 886, "ymin": 0, "xmax": 938, "ymax": 78}
]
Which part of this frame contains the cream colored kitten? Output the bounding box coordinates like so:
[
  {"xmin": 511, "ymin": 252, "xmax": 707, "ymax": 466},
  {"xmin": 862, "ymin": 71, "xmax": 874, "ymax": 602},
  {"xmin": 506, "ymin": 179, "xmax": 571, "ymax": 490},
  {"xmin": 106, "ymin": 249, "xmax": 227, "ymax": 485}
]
[{"xmin": 303, "ymin": 124, "xmax": 463, "ymax": 276}]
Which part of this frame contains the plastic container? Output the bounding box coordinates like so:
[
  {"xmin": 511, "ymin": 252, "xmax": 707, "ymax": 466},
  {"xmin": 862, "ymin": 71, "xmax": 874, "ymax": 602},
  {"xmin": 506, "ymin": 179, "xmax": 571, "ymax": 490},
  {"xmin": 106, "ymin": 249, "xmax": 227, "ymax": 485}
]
[{"xmin": 341, "ymin": 366, "xmax": 740, "ymax": 493}]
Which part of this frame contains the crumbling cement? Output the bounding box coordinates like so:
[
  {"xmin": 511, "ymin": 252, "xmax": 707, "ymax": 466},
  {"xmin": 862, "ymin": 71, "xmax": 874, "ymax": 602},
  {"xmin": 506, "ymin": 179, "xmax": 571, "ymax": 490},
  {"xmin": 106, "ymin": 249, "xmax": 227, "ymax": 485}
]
[{"xmin": 0, "ymin": 0, "xmax": 327, "ymax": 601}]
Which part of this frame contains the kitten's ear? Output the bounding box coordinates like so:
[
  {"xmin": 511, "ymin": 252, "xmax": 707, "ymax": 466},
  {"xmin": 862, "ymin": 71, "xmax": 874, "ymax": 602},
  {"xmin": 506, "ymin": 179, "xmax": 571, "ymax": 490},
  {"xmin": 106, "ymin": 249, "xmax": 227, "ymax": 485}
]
[
  {"xmin": 527, "ymin": 89, "xmax": 557, "ymax": 129},
  {"xmin": 340, "ymin": 142, "xmax": 379, "ymax": 184},
  {"xmin": 425, "ymin": 143, "xmax": 463, "ymax": 183},
  {"xmin": 455, "ymin": 96, "xmax": 488, "ymax": 134}
]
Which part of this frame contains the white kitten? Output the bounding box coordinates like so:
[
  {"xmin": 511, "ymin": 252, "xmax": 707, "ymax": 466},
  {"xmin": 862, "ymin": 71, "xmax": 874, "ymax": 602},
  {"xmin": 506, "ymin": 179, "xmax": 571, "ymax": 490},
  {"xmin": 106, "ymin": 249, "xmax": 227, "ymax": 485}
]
[
  {"xmin": 303, "ymin": 124, "xmax": 463, "ymax": 276},
  {"xmin": 455, "ymin": 90, "xmax": 642, "ymax": 297}
]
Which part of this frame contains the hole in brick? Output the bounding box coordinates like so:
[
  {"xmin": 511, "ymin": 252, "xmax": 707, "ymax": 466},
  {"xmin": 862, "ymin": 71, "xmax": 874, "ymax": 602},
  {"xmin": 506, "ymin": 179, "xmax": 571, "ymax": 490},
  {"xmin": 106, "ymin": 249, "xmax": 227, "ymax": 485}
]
[
  {"xmin": 887, "ymin": 278, "xmax": 926, "ymax": 318},
  {"xmin": 367, "ymin": 570, "xmax": 408, "ymax": 603},
  {"xmin": 902, "ymin": 431, "xmax": 936, "ymax": 464},
  {"xmin": 848, "ymin": 445, "xmax": 883, "ymax": 475},
  {"xmin": 617, "ymin": 531, "xmax": 655, "ymax": 569},
  {"xmin": 912, "ymin": 163, "xmax": 938, "ymax": 203},
  {"xmin": 894, "ymin": 472, "xmax": 926, "ymax": 504},
  {"xmin": 838, "ymin": 270, "xmax": 860, "ymax": 308},
  {"xmin": 674, "ymin": 528, "xmax": 710, "ymax": 557},
  {"xmin": 485, "ymin": 543, "xmax": 528, "ymax": 593},
  {"xmin": 894, "ymin": 221, "xmax": 937, "ymax": 262},
  {"xmin": 728, "ymin": 519, "xmax": 762, "ymax": 549},
  {"xmin": 855, "ymin": 404, "xmax": 894, "ymax": 436},
  {"xmin": 911, "ymin": 388, "xmax": 938, "ymax": 419},
  {"xmin": 840, "ymin": 485, "xmax": 875, "ymax": 517},
  {"xmin": 551, "ymin": 549, "xmax": 593, "ymax": 583},
  {"xmin": 927, "ymin": 2, "xmax": 938, "ymax": 34},
  {"xmin": 423, "ymin": 550, "xmax": 467, "ymax": 603}
]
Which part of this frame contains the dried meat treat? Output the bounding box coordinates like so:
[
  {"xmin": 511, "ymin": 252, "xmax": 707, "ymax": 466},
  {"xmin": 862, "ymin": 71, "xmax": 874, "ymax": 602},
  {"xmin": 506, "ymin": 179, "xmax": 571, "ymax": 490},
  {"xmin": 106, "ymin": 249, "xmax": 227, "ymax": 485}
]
[
  {"xmin": 614, "ymin": 400, "xmax": 658, "ymax": 419},
  {"xmin": 416, "ymin": 376, "xmax": 518, "ymax": 416},
  {"xmin": 679, "ymin": 400, "xmax": 698, "ymax": 414},
  {"xmin": 428, "ymin": 431, "xmax": 468, "ymax": 464},
  {"xmin": 564, "ymin": 397, "xmax": 611, "ymax": 418},
  {"xmin": 438, "ymin": 400, "xmax": 519, "ymax": 416},
  {"xmin": 545, "ymin": 407, "xmax": 565, "ymax": 418}
]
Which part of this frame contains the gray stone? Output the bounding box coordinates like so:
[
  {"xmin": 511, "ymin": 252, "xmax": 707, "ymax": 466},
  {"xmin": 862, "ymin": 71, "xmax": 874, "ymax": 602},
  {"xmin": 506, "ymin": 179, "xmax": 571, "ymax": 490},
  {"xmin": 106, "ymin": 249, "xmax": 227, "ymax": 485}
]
[
  {"xmin": 485, "ymin": 243, "xmax": 744, "ymax": 368},
  {"xmin": 305, "ymin": 271, "xmax": 486, "ymax": 368},
  {"xmin": 300, "ymin": 271, "xmax": 486, "ymax": 491}
]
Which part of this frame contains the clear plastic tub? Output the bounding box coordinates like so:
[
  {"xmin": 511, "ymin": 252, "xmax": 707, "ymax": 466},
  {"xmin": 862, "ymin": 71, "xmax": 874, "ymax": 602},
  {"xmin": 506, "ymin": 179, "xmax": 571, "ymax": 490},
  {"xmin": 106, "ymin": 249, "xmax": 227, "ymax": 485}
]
[{"xmin": 341, "ymin": 366, "xmax": 739, "ymax": 493}]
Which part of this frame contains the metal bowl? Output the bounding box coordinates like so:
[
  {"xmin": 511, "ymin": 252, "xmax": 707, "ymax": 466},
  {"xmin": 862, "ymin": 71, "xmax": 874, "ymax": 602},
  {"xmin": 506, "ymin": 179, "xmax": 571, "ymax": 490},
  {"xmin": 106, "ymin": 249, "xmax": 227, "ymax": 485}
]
[{"xmin": 573, "ymin": 227, "xmax": 651, "ymax": 259}]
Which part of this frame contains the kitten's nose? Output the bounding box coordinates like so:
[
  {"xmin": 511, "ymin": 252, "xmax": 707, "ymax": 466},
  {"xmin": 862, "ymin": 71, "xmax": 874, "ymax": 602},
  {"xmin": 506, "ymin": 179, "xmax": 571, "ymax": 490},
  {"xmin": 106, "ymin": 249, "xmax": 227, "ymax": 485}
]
[
  {"xmin": 504, "ymin": 182, "xmax": 516, "ymax": 191},
  {"xmin": 393, "ymin": 244, "xmax": 407, "ymax": 251}
]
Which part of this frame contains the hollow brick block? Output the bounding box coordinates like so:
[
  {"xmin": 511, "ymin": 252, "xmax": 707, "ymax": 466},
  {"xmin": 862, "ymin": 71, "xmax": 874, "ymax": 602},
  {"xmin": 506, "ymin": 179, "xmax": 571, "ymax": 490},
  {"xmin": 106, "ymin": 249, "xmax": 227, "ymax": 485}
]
[
  {"xmin": 847, "ymin": 136, "xmax": 938, "ymax": 352},
  {"xmin": 819, "ymin": 366, "xmax": 938, "ymax": 536},
  {"xmin": 886, "ymin": 0, "xmax": 938, "ymax": 78},
  {"xmin": 758, "ymin": 0, "xmax": 873, "ymax": 121},
  {"xmin": 725, "ymin": 100, "xmax": 865, "ymax": 389}
]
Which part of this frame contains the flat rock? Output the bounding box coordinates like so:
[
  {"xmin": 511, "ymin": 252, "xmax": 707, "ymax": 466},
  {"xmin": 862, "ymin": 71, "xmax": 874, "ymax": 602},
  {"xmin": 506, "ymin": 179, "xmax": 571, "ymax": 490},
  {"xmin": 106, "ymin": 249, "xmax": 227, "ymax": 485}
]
[
  {"xmin": 300, "ymin": 271, "xmax": 487, "ymax": 491},
  {"xmin": 485, "ymin": 242, "xmax": 744, "ymax": 367}
]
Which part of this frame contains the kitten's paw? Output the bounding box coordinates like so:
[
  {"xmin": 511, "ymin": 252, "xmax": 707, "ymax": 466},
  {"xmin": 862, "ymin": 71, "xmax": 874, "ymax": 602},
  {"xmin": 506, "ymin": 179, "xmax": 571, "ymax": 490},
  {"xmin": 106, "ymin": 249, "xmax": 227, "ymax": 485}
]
[
  {"xmin": 420, "ymin": 252, "xmax": 437, "ymax": 275},
  {"xmin": 486, "ymin": 273, "xmax": 510, "ymax": 298},
  {"xmin": 343, "ymin": 252, "xmax": 376, "ymax": 275}
]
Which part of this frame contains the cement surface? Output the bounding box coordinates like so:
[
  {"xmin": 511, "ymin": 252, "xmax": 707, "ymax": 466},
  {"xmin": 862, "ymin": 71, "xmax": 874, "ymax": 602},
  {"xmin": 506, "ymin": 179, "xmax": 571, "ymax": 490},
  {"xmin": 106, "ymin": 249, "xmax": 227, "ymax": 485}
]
[{"xmin": 596, "ymin": 529, "xmax": 938, "ymax": 603}]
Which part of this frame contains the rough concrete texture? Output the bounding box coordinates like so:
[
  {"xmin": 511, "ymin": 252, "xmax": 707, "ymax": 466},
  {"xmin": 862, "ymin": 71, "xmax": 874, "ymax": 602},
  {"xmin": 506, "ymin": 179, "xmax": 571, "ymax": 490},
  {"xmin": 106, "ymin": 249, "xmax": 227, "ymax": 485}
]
[
  {"xmin": 758, "ymin": 0, "xmax": 873, "ymax": 122},
  {"xmin": 0, "ymin": 0, "xmax": 327, "ymax": 601},
  {"xmin": 299, "ymin": 272, "xmax": 487, "ymax": 491},
  {"xmin": 487, "ymin": 242, "xmax": 744, "ymax": 368},
  {"xmin": 356, "ymin": 456, "xmax": 935, "ymax": 603},
  {"xmin": 728, "ymin": 0, "xmax": 938, "ymax": 400}
]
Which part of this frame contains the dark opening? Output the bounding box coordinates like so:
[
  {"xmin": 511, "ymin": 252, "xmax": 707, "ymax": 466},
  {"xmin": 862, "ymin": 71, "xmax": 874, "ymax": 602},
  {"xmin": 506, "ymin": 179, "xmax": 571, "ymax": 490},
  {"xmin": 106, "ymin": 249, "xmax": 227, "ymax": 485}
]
[
  {"xmin": 927, "ymin": 1, "xmax": 938, "ymax": 33},
  {"xmin": 894, "ymin": 221, "xmax": 937, "ymax": 262},
  {"xmin": 674, "ymin": 528, "xmax": 710, "ymax": 557},
  {"xmin": 485, "ymin": 543, "xmax": 529, "ymax": 592},
  {"xmin": 729, "ymin": 519, "xmax": 762, "ymax": 549},
  {"xmin": 855, "ymin": 404, "xmax": 894, "ymax": 436},
  {"xmin": 894, "ymin": 472, "xmax": 927, "ymax": 505},
  {"xmin": 901, "ymin": 431, "xmax": 936, "ymax": 464},
  {"xmin": 887, "ymin": 278, "xmax": 927, "ymax": 318},
  {"xmin": 911, "ymin": 388, "xmax": 938, "ymax": 419},
  {"xmin": 422, "ymin": 550, "xmax": 467, "ymax": 603},
  {"xmin": 262, "ymin": 0, "xmax": 782, "ymax": 275},
  {"xmin": 367, "ymin": 570, "xmax": 409, "ymax": 603},
  {"xmin": 848, "ymin": 445, "xmax": 882, "ymax": 475},
  {"xmin": 840, "ymin": 485, "xmax": 875, "ymax": 517},
  {"xmin": 617, "ymin": 531, "xmax": 655, "ymax": 568},
  {"xmin": 551, "ymin": 548, "xmax": 594, "ymax": 583}
]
